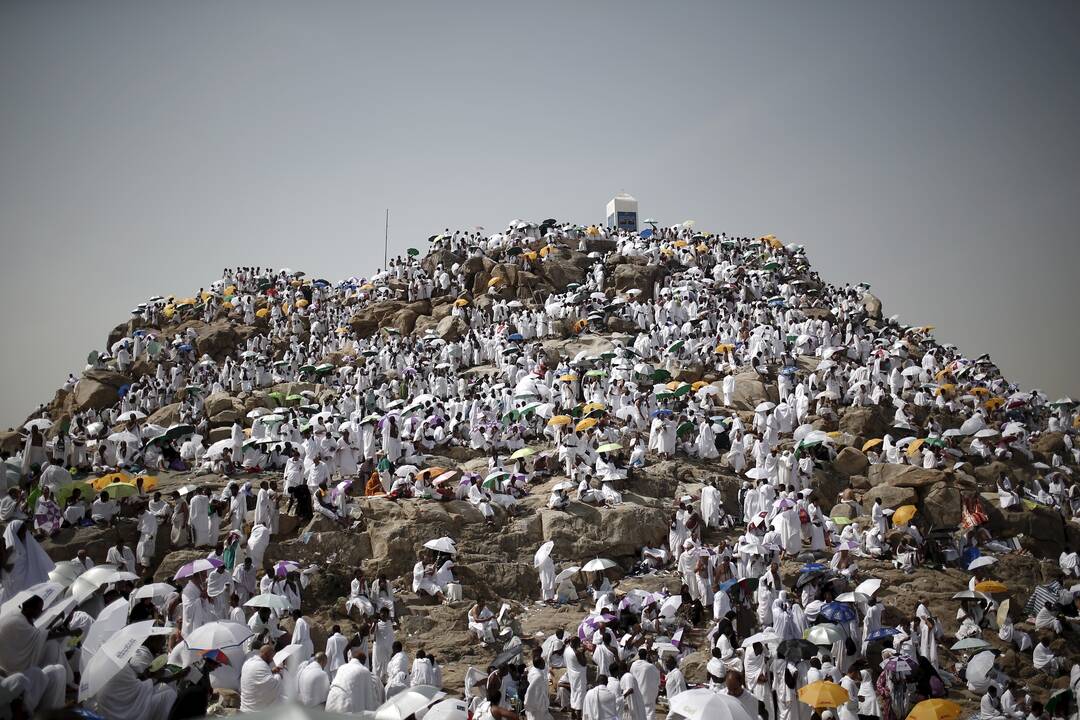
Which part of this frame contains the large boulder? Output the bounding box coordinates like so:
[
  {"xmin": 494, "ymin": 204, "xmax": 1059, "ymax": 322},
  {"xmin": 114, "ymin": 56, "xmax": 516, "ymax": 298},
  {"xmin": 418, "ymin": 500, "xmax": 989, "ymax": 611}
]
[
  {"xmin": 838, "ymin": 406, "xmax": 890, "ymax": 441},
  {"xmin": 195, "ymin": 322, "xmax": 242, "ymax": 360},
  {"xmin": 918, "ymin": 482, "xmax": 962, "ymax": 527},
  {"xmin": 613, "ymin": 264, "xmax": 663, "ymax": 301},
  {"xmin": 436, "ymin": 316, "xmax": 468, "ymax": 342},
  {"xmin": 832, "ymin": 447, "xmax": 869, "ymax": 477},
  {"xmin": 724, "ymin": 372, "xmax": 774, "ymax": 411},
  {"xmin": 862, "ymin": 292, "xmax": 883, "ymax": 320},
  {"xmin": 73, "ymin": 369, "xmax": 130, "ymax": 412},
  {"xmin": 392, "ymin": 309, "xmax": 420, "ymax": 335},
  {"xmin": 867, "ymin": 464, "xmax": 947, "ymax": 489},
  {"xmin": 539, "ymin": 502, "xmax": 669, "ymax": 559},
  {"xmin": 147, "ymin": 403, "xmax": 182, "ymax": 427},
  {"xmin": 204, "ymin": 392, "xmax": 240, "ymax": 417},
  {"xmin": 537, "ymin": 259, "xmax": 585, "ymax": 292},
  {"xmin": 863, "ymin": 485, "xmax": 918, "ymax": 509}
]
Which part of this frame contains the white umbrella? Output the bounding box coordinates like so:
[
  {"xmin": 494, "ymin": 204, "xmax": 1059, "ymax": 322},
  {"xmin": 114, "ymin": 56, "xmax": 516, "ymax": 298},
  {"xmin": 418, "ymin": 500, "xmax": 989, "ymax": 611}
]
[
  {"xmin": 741, "ymin": 631, "xmax": 782, "ymax": 647},
  {"xmin": 187, "ymin": 621, "xmax": 254, "ymax": 651},
  {"xmin": 70, "ymin": 564, "xmax": 121, "ymax": 604},
  {"xmin": 745, "ymin": 467, "xmax": 769, "ymax": 480},
  {"xmin": 659, "ymin": 595, "xmax": 683, "ymax": 618},
  {"xmin": 754, "ymin": 401, "xmax": 776, "ymax": 413},
  {"xmin": 901, "ymin": 366, "xmax": 924, "ymax": 377},
  {"xmin": 36, "ymin": 596, "xmax": 77, "ymax": 629},
  {"xmin": 131, "ymin": 582, "xmax": 177, "ymax": 603},
  {"xmin": 0, "ymin": 581, "xmax": 65, "ymax": 616},
  {"xmin": 835, "ymin": 591, "xmax": 869, "ymax": 604},
  {"xmin": 118, "ymin": 410, "xmax": 147, "ymax": 423},
  {"xmin": 48, "ymin": 560, "xmax": 86, "ymax": 588},
  {"xmin": 967, "ymin": 556, "xmax": 997, "ymax": 571},
  {"xmin": 423, "ymin": 537, "xmax": 458, "ymax": 555},
  {"xmin": 205, "ymin": 438, "xmax": 234, "ymax": 459},
  {"xmin": 425, "ymin": 698, "xmax": 468, "ymax": 720},
  {"xmin": 551, "ymin": 481, "xmax": 575, "ymax": 492},
  {"xmin": 247, "ymin": 408, "xmax": 273, "ymax": 419},
  {"xmin": 375, "ymin": 685, "xmax": 446, "ymax": 720},
  {"xmin": 99, "ymin": 570, "xmax": 139, "ymax": 586},
  {"xmin": 965, "ymin": 650, "xmax": 997, "ymax": 687},
  {"xmin": 974, "ymin": 428, "xmax": 1000, "ymax": 439},
  {"xmin": 107, "ymin": 430, "xmax": 140, "ymax": 445},
  {"xmin": 668, "ymin": 688, "xmax": 755, "ymax": 720},
  {"xmin": 23, "ymin": 418, "xmax": 52, "ymax": 432},
  {"xmin": 79, "ymin": 621, "xmax": 169, "ymax": 700},
  {"xmin": 533, "ymin": 541, "xmax": 555, "ymax": 568},
  {"xmin": 806, "ymin": 624, "xmax": 845, "ymax": 646},
  {"xmin": 581, "ymin": 558, "xmax": 618, "ymax": 573},
  {"xmin": 554, "ymin": 567, "xmax": 580, "ymax": 584},
  {"xmin": 245, "ymin": 594, "xmax": 292, "ymax": 613},
  {"xmin": 80, "ymin": 597, "xmax": 132, "ymax": 672},
  {"xmin": 854, "ymin": 578, "xmax": 882, "ymax": 597}
]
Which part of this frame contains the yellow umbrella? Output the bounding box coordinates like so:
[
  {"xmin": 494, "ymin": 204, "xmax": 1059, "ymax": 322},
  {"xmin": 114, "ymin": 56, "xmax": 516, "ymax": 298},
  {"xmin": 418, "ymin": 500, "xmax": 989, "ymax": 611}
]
[
  {"xmin": 934, "ymin": 368, "xmax": 953, "ymax": 381},
  {"xmin": 974, "ymin": 580, "xmax": 1009, "ymax": 594},
  {"xmin": 539, "ymin": 245, "xmax": 552, "ymax": 257},
  {"xmin": 798, "ymin": 680, "xmax": 849, "ymax": 710},
  {"xmin": 255, "ymin": 308, "xmax": 269, "ymax": 318},
  {"xmin": 826, "ymin": 431, "xmax": 842, "ymax": 438},
  {"xmin": 893, "ymin": 505, "xmax": 918, "ymax": 525},
  {"xmin": 176, "ymin": 297, "xmax": 196, "ymax": 307},
  {"xmin": 659, "ymin": 248, "xmax": 674, "ymax": 257},
  {"xmin": 714, "ymin": 343, "xmax": 734, "ymax": 354},
  {"xmin": 573, "ymin": 319, "xmax": 588, "ymax": 333},
  {"xmin": 983, "ymin": 397, "xmax": 1005, "ymax": 411},
  {"xmin": 296, "ymin": 298, "xmax": 309, "ymax": 308},
  {"xmin": 488, "ymin": 277, "xmax": 504, "ymax": 288},
  {"xmin": 673, "ymin": 240, "xmax": 688, "ymax": 248},
  {"xmin": 582, "ymin": 402, "xmax": 606, "ymax": 413},
  {"xmin": 862, "ymin": 438, "xmax": 883, "ymax": 452},
  {"xmin": 454, "ymin": 298, "xmax": 470, "ymax": 307},
  {"xmin": 665, "ymin": 381, "xmax": 682, "ymax": 390},
  {"xmin": 281, "ymin": 304, "xmax": 290, "ymax": 315},
  {"xmin": 336, "ymin": 327, "xmax": 349, "ymax": 335},
  {"xmin": 907, "ymin": 699, "xmax": 963, "ymax": 720},
  {"xmin": 133, "ymin": 475, "xmax": 158, "ymax": 491},
  {"xmin": 548, "ymin": 415, "xmax": 572, "ymax": 427},
  {"xmin": 163, "ymin": 305, "xmax": 175, "ymax": 319},
  {"xmin": 523, "ymin": 251, "xmax": 538, "ymax": 261},
  {"xmin": 691, "ymin": 381, "xmax": 708, "ymax": 391},
  {"xmin": 93, "ymin": 472, "xmax": 132, "ymax": 491},
  {"xmin": 416, "ymin": 467, "xmax": 448, "ymax": 482},
  {"xmin": 586, "ymin": 226, "xmax": 599, "ymax": 237},
  {"xmin": 360, "ymin": 283, "xmax": 375, "ymax": 291},
  {"xmin": 906, "ymin": 438, "xmax": 926, "ymax": 456},
  {"xmin": 695, "ymin": 243, "xmax": 709, "ymax": 252},
  {"xmin": 575, "ymin": 418, "xmax": 598, "ymax": 432},
  {"xmin": 970, "ymin": 387, "xmax": 991, "ymax": 397},
  {"xmin": 935, "ymin": 383, "xmax": 956, "ymax": 396},
  {"xmin": 558, "ymin": 374, "xmax": 577, "ymax": 382}
]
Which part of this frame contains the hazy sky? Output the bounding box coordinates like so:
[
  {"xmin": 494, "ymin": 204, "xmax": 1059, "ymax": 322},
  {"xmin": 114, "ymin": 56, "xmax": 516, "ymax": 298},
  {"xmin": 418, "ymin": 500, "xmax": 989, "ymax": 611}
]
[{"xmin": 2, "ymin": 1, "xmax": 1079, "ymax": 427}]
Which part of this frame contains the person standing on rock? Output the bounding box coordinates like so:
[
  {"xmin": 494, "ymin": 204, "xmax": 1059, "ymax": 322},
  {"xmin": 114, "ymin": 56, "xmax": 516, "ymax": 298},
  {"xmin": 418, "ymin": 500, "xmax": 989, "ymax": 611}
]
[
  {"xmin": 563, "ymin": 637, "xmax": 588, "ymax": 720},
  {"xmin": 370, "ymin": 607, "xmax": 396, "ymax": 682}
]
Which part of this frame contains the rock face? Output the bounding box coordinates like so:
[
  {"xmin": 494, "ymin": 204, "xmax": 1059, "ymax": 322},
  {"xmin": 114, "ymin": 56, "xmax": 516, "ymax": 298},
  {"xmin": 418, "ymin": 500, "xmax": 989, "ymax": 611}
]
[
  {"xmin": 862, "ymin": 292, "xmax": 883, "ymax": 320},
  {"xmin": 725, "ymin": 372, "xmax": 774, "ymax": 411},
  {"xmin": 73, "ymin": 369, "xmax": 130, "ymax": 411},
  {"xmin": 832, "ymin": 447, "xmax": 869, "ymax": 477},
  {"xmin": 863, "ymin": 484, "xmax": 918, "ymax": 509},
  {"xmin": 867, "ymin": 464, "xmax": 947, "ymax": 489},
  {"xmin": 612, "ymin": 264, "xmax": 663, "ymax": 300}
]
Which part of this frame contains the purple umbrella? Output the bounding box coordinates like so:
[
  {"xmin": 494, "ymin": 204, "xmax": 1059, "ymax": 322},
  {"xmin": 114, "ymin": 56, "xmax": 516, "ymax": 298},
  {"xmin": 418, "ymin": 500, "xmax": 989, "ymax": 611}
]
[{"xmin": 174, "ymin": 557, "xmax": 223, "ymax": 580}]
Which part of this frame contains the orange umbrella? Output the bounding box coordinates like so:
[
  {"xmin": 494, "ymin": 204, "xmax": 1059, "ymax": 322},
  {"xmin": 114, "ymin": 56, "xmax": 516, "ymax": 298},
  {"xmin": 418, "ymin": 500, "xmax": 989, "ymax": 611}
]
[
  {"xmin": 974, "ymin": 580, "xmax": 1008, "ymax": 594},
  {"xmin": 547, "ymin": 415, "xmax": 572, "ymax": 427},
  {"xmin": 892, "ymin": 505, "xmax": 918, "ymax": 525},
  {"xmin": 862, "ymin": 438, "xmax": 883, "ymax": 452},
  {"xmin": 575, "ymin": 418, "xmax": 598, "ymax": 432},
  {"xmin": 798, "ymin": 680, "xmax": 849, "ymax": 710},
  {"xmin": 907, "ymin": 699, "xmax": 963, "ymax": 720}
]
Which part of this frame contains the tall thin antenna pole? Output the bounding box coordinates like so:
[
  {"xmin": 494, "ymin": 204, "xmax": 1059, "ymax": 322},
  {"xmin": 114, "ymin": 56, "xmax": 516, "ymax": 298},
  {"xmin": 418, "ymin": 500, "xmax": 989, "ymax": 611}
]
[{"xmin": 383, "ymin": 209, "xmax": 389, "ymax": 268}]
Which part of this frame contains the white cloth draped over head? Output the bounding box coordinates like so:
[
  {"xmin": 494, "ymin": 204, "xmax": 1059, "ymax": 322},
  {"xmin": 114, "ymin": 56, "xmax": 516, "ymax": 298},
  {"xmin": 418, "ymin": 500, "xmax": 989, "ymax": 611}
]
[{"xmin": 1, "ymin": 520, "xmax": 56, "ymax": 604}]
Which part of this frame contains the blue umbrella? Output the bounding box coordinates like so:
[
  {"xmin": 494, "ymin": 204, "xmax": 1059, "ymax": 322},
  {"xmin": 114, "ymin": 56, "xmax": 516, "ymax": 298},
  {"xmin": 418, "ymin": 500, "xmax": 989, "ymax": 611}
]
[
  {"xmin": 820, "ymin": 602, "xmax": 856, "ymax": 623},
  {"xmin": 800, "ymin": 563, "xmax": 827, "ymax": 574},
  {"xmin": 781, "ymin": 366, "xmax": 799, "ymax": 376},
  {"xmin": 117, "ymin": 384, "xmax": 131, "ymax": 398},
  {"xmin": 640, "ymin": 228, "xmax": 653, "ymax": 239},
  {"xmin": 313, "ymin": 279, "xmax": 330, "ymax": 287},
  {"xmin": 651, "ymin": 409, "xmax": 673, "ymax": 417},
  {"xmin": 178, "ymin": 343, "xmax": 193, "ymax": 352},
  {"xmin": 868, "ymin": 627, "xmax": 901, "ymax": 642},
  {"xmin": 508, "ymin": 333, "xmax": 524, "ymax": 342}
]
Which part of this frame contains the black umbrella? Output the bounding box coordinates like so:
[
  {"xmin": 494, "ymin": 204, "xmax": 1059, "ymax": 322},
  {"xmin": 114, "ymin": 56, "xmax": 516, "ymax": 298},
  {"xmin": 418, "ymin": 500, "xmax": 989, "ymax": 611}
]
[{"xmin": 777, "ymin": 638, "xmax": 818, "ymax": 661}]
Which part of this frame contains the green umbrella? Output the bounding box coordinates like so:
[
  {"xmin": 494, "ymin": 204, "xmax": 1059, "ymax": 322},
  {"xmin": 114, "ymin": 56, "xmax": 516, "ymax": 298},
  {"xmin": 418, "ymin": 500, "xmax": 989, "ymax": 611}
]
[
  {"xmin": 673, "ymin": 384, "xmax": 692, "ymax": 397},
  {"xmin": 763, "ymin": 262, "xmax": 781, "ymax": 271},
  {"xmin": 596, "ymin": 442, "xmax": 622, "ymax": 453},
  {"xmin": 519, "ymin": 402, "xmax": 542, "ymax": 416},
  {"xmin": 184, "ymin": 385, "xmax": 204, "ymax": 395},
  {"xmin": 257, "ymin": 414, "xmax": 285, "ymax": 424},
  {"xmin": 298, "ymin": 364, "xmax": 317, "ymax": 375},
  {"xmin": 676, "ymin": 421, "xmax": 695, "ymax": 436},
  {"xmin": 102, "ymin": 482, "xmax": 139, "ymax": 499},
  {"xmin": 501, "ymin": 410, "xmax": 518, "ymax": 424},
  {"xmin": 667, "ymin": 340, "xmax": 685, "ymax": 353},
  {"xmin": 585, "ymin": 369, "xmax": 607, "ymax": 378},
  {"xmin": 315, "ymin": 363, "xmax": 334, "ymax": 375},
  {"xmin": 285, "ymin": 394, "xmax": 303, "ymax": 403},
  {"xmin": 925, "ymin": 437, "xmax": 946, "ymax": 447},
  {"xmin": 55, "ymin": 480, "xmax": 95, "ymax": 505},
  {"xmin": 600, "ymin": 352, "xmax": 616, "ymax": 360},
  {"xmin": 656, "ymin": 391, "xmax": 675, "ymax": 401},
  {"xmin": 652, "ymin": 369, "xmax": 672, "ymax": 382},
  {"xmin": 407, "ymin": 248, "xmax": 419, "ymax": 256}
]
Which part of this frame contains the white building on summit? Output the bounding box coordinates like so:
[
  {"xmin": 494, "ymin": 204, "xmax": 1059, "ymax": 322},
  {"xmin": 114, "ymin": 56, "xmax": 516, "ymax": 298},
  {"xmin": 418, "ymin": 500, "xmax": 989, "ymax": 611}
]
[{"xmin": 606, "ymin": 192, "xmax": 638, "ymax": 232}]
